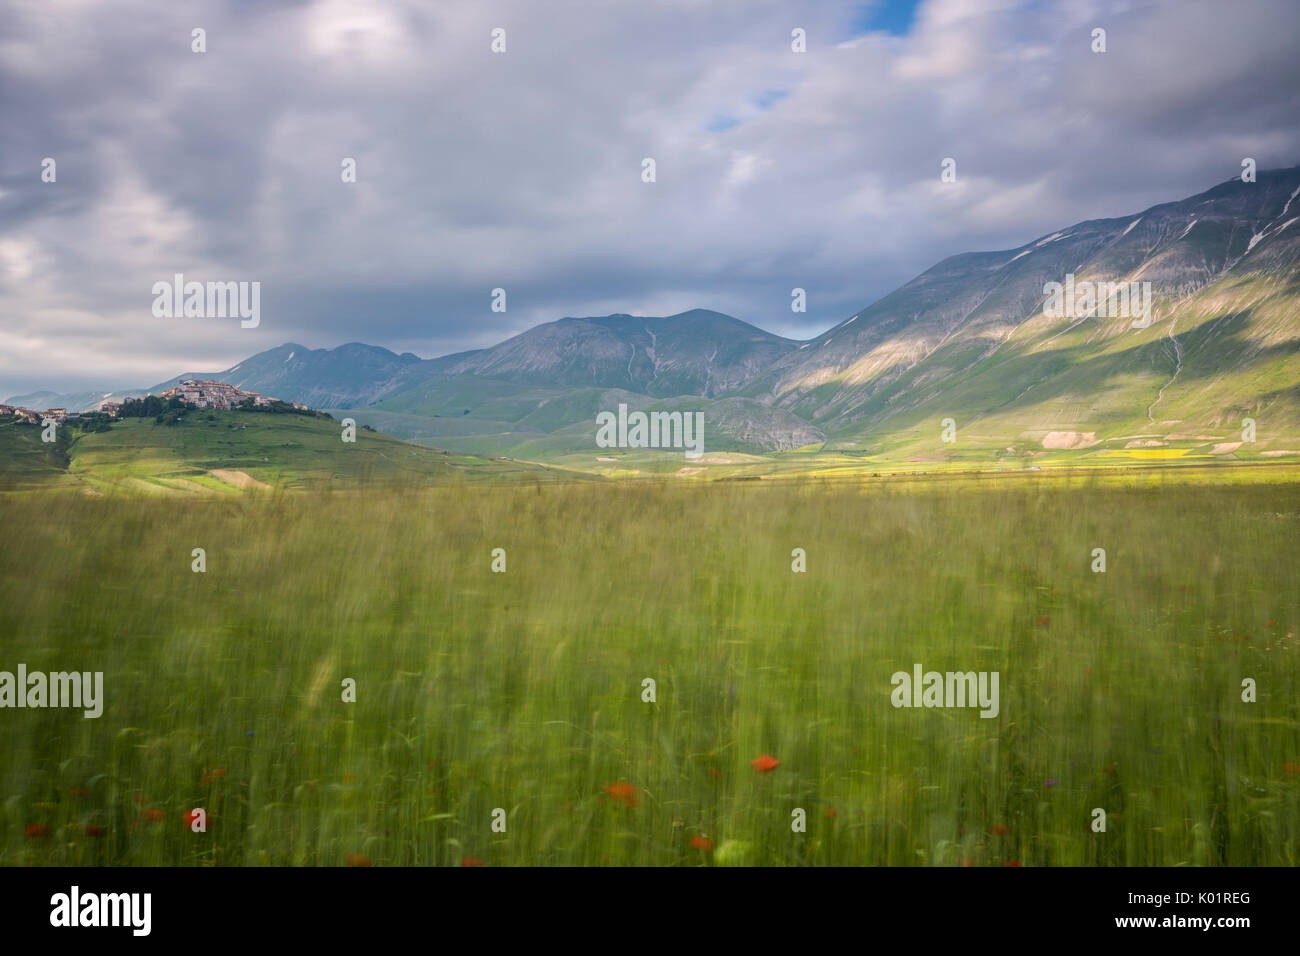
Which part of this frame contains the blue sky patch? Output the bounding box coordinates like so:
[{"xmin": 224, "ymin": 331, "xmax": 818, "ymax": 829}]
[{"xmin": 846, "ymin": 0, "xmax": 922, "ymax": 39}]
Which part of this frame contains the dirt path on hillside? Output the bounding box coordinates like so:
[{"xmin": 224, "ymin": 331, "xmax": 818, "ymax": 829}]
[{"xmin": 210, "ymin": 469, "xmax": 270, "ymax": 490}]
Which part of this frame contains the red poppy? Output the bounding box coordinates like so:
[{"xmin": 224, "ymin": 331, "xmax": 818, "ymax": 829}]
[
  {"xmin": 71, "ymin": 788, "xmax": 91, "ymax": 798},
  {"xmin": 1283, "ymin": 762, "xmax": 1300, "ymax": 775},
  {"xmin": 708, "ymin": 768, "xmax": 721, "ymax": 777},
  {"xmin": 960, "ymin": 859, "xmax": 976, "ymax": 867},
  {"xmin": 690, "ymin": 836, "xmax": 713, "ymax": 851},
  {"xmin": 751, "ymin": 754, "xmax": 780, "ymax": 773},
  {"xmin": 185, "ymin": 810, "xmax": 204, "ymax": 829},
  {"xmin": 991, "ymin": 824, "xmax": 1009, "ymax": 836},
  {"xmin": 603, "ymin": 782, "xmax": 640, "ymax": 807},
  {"xmin": 824, "ymin": 808, "xmax": 838, "ymax": 819},
  {"xmin": 345, "ymin": 854, "xmax": 371, "ymax": 867},
  {"xmin": 144, "ymin": 809, "xmax": 165, "ymax": 822},
  {"xmin": 1003, "ymin": 860, "xmax": 1022, "ymax": 867},
  {"xmin": 24, "ymin": 823, "xmax": 48, "ymax": 839},
  {"xmin": 461, "ymin": 856, "xmax": 485, "ymax": 867},
  {"xmin": 1036, "ymin": 616, "xmax": 1050, "ymax": 627}
]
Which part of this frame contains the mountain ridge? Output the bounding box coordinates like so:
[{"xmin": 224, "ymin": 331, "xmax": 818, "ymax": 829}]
[{"xmin": 11, "ymin": 167, "xmax": 1299, "ymax": 463}]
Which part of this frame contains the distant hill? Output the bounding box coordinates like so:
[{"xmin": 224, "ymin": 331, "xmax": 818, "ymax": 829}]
[
  {"xmin": 145, "ymin": 342, "xmax": 426, "ymax": 410},
  {"xmin": 4, "ymin": 343, "xmax": 425, "ymax": 414},
  {"xmin": 2, "ymin": 387, "xmax": 152, "ymax": 413},
  {"xmin": 0, "ymin": 410, "xmax": 576, "ymax": 493},
  {"xmin": 3, "ymin": 389, "xmax": 61, "ymax": 407}
]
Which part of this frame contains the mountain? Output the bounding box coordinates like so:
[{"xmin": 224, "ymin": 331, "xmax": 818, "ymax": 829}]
[
  {"xmin": 742, "ymin": 168, "xmax": 1300, "ymax": 440},
  {"xmin": 146, "ymin": 342, "xmax": 426, "ymax": 409},
  {"xmin": 137, "ymin": 310, "xmax": 794, "ymax": 411},
  {"xmin": 726, "ymin": 167, "xmax": 1300, "ymax": 462},
  {"xmin": 2, "ymin": 387, "xmax": 151, "ymax": 412},
  {"xmin": 351, "ymin": 309, "xmax": 814, "ymax": 455},
  {"xmin": 13, "ymin": 168, "xmax": 1298, "ymax": 469},
  {"xmin": 4, "ymin": 389, "xmax": 64, "ymax": 408},
  {"xmin": 117, "ymin": 311, "xmax": 819, "ymax": 454},
  {"xmin": 5, "ymin": 342, "xmax": 426, "ymax": 414},
  {"xmin": 419, "ymin": 309, "xmax": 798, "ymax": 397},
  {"xmin": 358, "ymin": 169, "xmax": 1300, "ymax": 463}
]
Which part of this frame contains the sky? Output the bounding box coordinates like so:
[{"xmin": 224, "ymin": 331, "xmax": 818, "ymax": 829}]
[{"xmin": 2, "ymin": 0, "xmax": 1298, "ymax": 398}]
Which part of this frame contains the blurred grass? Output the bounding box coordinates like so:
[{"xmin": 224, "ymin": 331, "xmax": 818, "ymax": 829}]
[{"xmin": 0, "ymin": 473, "xmax": 1297, "ymax": 866}]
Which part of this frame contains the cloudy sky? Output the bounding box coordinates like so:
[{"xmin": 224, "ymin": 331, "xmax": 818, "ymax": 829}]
[{"xmin": 2, "ymin": 0, "xmax": 1298, "ymax": 398}]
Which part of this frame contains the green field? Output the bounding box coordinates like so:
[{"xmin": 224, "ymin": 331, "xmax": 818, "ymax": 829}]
[
  {"xmin": 0, "ymin": 412, "xmax": 581, "ymax": 494},
  {"xmin": 0, "ymin": 419, "xmax": 72, "ymax": 490},
  {"xmin": 1, "ymin": 466, "xmax": 1296, "ymax": 866}
]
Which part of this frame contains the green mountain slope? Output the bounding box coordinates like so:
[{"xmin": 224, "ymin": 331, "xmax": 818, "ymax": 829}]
[
  {"xmin": 750, "ymin": 169, "xmax": 1297, "ymax": 418},
  {"xmin": 787, "ymin": 170, "xmax": 1300, "ymax": 466}
]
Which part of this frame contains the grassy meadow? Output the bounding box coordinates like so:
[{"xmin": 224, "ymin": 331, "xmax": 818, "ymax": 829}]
[{"xmin": 1, "ymin": 470, "xmax": 1298, "ymax": 866}]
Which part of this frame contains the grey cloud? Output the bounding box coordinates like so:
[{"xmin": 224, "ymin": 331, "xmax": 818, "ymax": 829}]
[{"xmin": 1, "ymin": 0, "xmax": 1298, "ymax": 396}]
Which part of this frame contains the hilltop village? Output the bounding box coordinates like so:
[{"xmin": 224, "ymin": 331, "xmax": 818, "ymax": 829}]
[{"xmin": 0, "ymin": 379, "xmax": 309, "ymax": 423}]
